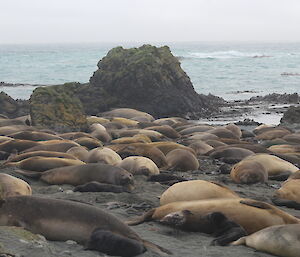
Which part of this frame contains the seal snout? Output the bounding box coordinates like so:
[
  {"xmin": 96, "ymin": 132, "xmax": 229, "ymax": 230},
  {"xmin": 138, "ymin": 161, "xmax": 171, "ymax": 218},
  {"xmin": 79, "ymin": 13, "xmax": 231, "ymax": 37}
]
[{"xmin": 160, "ymin": 210, "xmax": 192, "ymax": 226}]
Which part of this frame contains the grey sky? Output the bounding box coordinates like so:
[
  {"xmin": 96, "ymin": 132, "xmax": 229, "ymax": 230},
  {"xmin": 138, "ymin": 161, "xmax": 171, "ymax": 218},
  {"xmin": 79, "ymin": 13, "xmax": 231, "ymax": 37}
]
[{"xmin": 1, "ymin": 0, "xmax": 300, "ymax": 44}]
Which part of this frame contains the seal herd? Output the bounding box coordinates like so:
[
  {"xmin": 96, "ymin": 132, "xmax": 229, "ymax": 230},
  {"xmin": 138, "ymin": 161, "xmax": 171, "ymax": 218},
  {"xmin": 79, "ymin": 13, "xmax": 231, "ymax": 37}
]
[{"xmin": 0, "ymin": 107, "xmax": 300, "ymax": 257}]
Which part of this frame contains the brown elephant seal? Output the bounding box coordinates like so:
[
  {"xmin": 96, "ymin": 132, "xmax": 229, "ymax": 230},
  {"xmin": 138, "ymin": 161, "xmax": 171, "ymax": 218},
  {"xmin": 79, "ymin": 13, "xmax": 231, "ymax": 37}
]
[
  {"xmin": 112, "ymin": 129, "xmax": 164, "ymax": 142},
  {"xmin": 74, "ymin": 136, "xmax": 103, "ymax": 150},
  {"xmin": 149, "ymin": 142, "xmax": 196, "ymax": 156},
  {"xmin": 6, "ymin": 150, "xmax": 79, "ymax": 163},
  {"xmin": 241, "ymin": 154, "xmax": 299, "ymax": 176},
  {"xmin": 232, "ymin": 224, "xmax": 300, "ymax": 257},
  {"xmin": 0, "ymin": 173, "xmax": 32, "ymax": 198},
  {"xmin": 0, "ymin": 125, "xmax": 33, "ymax": 136},
  {"xmin": 117, "ymin": 156, "xmax": 159, "ymax": 175},
  {"xmin": 59, "ymin": 132, "xmax": 94, "ymax": 140},
  {"xmin": 224, "ymin": 124, "xmax": 242, "ymax": 139},
  {"xmin": 73, "ymin": 182, "xmax": 130, "ymax": 193},
  {"xmin": 90, "ymin": 128, "xmax": 112, "ymax": 143},
  {"xmin": 0, "ymin": 136, "xmax": 13, "ymax": 144},
  {"xmin": 154, "ymin": 117, "xmax": 187, "ymax": 126},
  {"xmin": 160, "ymin": 210, "xmax": 247, "ymax": 246},
  {"xmin": 188, "ymin": 141, "xmax": 213, "ymax": 156},
  {"xmin": 166, "ymin": 149, "xmax": 199, "ymax": 171},
  {"xmin": 179, "ymin": 125, "xmax": 214, "ymax": 136},
  {"xmin": 230, "ymin": 160, "xmax": 268, "ymax": 184},
  {"xmin": 272, "ymin": 179, "xmax": 300, "ymax": 210},
  {"xmin": 268, "ymin": 144, "xmax": 300, "ymax": 154},
  {"xmin": 255, "ymin": 128, "xmax": 291, "ymax": 140},
  {"xmin": 22, "ymin": 141, "xmax": 80, "ymax": 153},
  {"xmin": 0, "ymin": 139, "xmax": 40, "ymax": 153},
  {"xmin": 0, "ymin": 196, "xmax": 171, "ymax": 256},
  {"xmin": 127, "ymin": 198, "xmax": 300, "ymax": 234},
  {"xmin": 108, "ymin": 143, "xmax": 167, "ymax": 168},
  {"xmin": 7, "ymin": 131, "xmax": 62, "ymax": 141},
  {"xmin": 160, "ymin": 180, "xmax": 239, "ymax": 205},
  {"xmin": 111, "ymin": 134, "xmax": 152, "ymax": 144},
  {"xmin": 66, "ymin": 146, "xmax": 89, "ymax": 162},
  {"xmin": 101, "ymin": 108, "xmax": 154, "ymax": 122},
  {"xmin": 87, "ymin": 116, "xmax": 110, "ymax": 125},
  {"xmin": 283, "ymin": 133, "xmax": 300, "ymax": 144},
  {"xmin": 205, "ymin": 140, "xmax": 227, "ymax": 148},
  {"xmin": 4, "ymin": 156, "xmax": 85, "ymax": 172},
  {"xmin": 87, "ymin": 147, "xmax": 122, "ymax": 165},
  {"xmin": 209, "ymin": 147, "xmax": 254, "ymax": 164},
  {"xmin": 207, "ymin": 128, "xmax": 239, "ymax": 140},
  {"xmin": 111, "ymin": 117, "xmax": 139, "ymax": 127},
  {"xmin": 20, "ymin": 163, "xmax": 135, "ymax": 190},
  {"xmin": 146, "ymin": 125, "xmax": 180, "ymax": 139}
]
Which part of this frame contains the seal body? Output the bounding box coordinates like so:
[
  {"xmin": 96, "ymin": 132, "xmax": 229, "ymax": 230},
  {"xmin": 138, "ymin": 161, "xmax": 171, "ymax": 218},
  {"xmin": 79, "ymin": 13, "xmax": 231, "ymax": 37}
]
[
  {"xmin": 232, "ymin": 224, "xmax": 300, "ymax": 257},
  {"xmin": 117, "ymin": 156, "xmax": 159, "ymax": 175},
  {"xmin": 128, "ymin": 198, "xmax": 300, "ymax": 234},
  {"xmin": 0, "ymin": 196, "xmax": 170, "ymax": 256},
  {"xmin": 166, "ymin": 149, "xmax": 199, "ymax": 171},
  {"xmin": 160, "ymin": 180, "xmax": 239, "ymax": 205},
  {"xmin": 0, "ymin": 174, "xmax": 32, "ymax": 198},
  {"xmin": 230, "ymin": 160, "xmax": 268, "ymax": 184}
]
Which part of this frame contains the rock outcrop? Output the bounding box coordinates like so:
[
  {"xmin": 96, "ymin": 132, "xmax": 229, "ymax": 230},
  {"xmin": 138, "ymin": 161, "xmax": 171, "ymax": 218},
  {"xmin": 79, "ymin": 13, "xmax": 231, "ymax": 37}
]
[
  {"xmin": 29, "ymin": 83, "xmax": 88, "ymax": 132},
  {"xmin": 0, "ymin": 92, "xmax": 29, "ymax": 118},
  {"xmin": 281, "ymin": 105, "xmax": 300, "ymax": 124},
  {"xmin": 86, "ymin": 45, "xmax": 222, "ymax": 119}
]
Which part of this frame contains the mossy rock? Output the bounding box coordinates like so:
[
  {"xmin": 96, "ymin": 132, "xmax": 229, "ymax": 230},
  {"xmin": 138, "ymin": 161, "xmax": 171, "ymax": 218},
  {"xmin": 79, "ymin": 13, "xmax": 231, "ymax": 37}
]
[
  {"xmin": 0, "ymin": 92, "xmax": 29, "ymax": 118},
  {"xmin": 30, "ymin": 83, "xmax": 88, "ymax": 132},
  {"xmin": 87, "ymin": 44, "xmax": 222, "ymax": 119}
]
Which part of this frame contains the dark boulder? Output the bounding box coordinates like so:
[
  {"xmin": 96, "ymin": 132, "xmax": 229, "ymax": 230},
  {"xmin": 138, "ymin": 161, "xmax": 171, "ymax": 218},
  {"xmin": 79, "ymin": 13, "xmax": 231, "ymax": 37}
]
[
  {"xmin": 87, "ymin": 45, "xmax": 222, "ymax": 119},
  {"xmin": 281, "ymin": 105, "xmax": 300, "ymax": 124}
]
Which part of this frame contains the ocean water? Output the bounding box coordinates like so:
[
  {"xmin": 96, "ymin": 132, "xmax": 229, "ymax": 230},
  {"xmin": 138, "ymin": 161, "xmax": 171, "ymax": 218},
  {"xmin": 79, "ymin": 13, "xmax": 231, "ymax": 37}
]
[{"xmin": 0, "ymin": 42, "xmax": 300, "ymax": 100}]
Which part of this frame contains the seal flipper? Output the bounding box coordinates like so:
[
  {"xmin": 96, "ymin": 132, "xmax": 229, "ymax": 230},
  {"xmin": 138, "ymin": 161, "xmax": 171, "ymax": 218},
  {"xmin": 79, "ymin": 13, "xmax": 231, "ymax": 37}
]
[
  {"xmin": 239, "ymin": 199, "xmax": 271, "ymax": 209},
  {"xmin": 14, "ymin": 169, "xmax": 42, "ymax": 179},
  {"xmin": 268, "ymin": 172, "xmax": 291, "ymax": 181},
  {"xmin": 272, "ymin": 198, "xmax": 300, "ymax": 210},
  {"xmin": 142, "ymin": 239, "xmax": 172, "ymax": 256},
  {"xmin": 231, "ymin": 236, "xmax": 247, "ymax": 245},
  {"xmin": 210, "ymin": 227, "xmax": 247, "ymax": 246},
  {"xmin": 125, "ymin": 209, "xmax": 155, "ymax": 226}
]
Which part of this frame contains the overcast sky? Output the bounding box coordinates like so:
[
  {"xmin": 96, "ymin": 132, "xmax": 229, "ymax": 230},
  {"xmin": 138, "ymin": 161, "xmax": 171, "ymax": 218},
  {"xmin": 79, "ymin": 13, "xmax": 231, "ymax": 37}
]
[{"xmin": 1, "ymin": 0, "xmax": 300, "ymax": 44}]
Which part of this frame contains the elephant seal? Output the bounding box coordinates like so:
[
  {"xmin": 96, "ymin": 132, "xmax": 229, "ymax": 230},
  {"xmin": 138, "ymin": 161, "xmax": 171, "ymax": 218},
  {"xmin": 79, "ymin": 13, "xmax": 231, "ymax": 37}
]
[
  {"xmin": 6, "ymin": 150, "xmax": 79, "ymax": 163},
  {"xmin": 268, "ymin": 144, "xmax": 300, "ymax": 154},
  {"xmin": 207, "ymin": 128, "xmax": 239, "ymax": 140},
  {"xmin": 0, "ymin": 139, "xmax": 40, "ymax": 153},
  {"xmin": 224, "ymin": 124, "xmax": 242, "ymax": 139},
  {"xmin": 166, "ymin": 149, "xmax": 199, "ymax": 171},
  {"xmin": 255, "ymin": 128, "xmax": 291, "ymax": 140},
  {"xmin": 160, "ymin": 211, "xmax": 247, "ymax": 246},
  {"xmin": 117, "ymin": 156, "xmax": 159, "ymax": 175},
  {"xmin": 127, "ymin": 198, "xmax": 300, "ymax": 234},
  {"xmin": 230, "ymin": 160, "xmax": 268, "ymax": 184},
  {"xmin": 66, "ymin": 146, "xmax": 89, "ymax": 162},
  {"xmin": 232, "ymin": 224, "xmax": 300, "ymax": 257},
  {"xmin": 0, "ymin": 196, "xmax": 171, "ymax": 256},
  {"xmin": 87, "ymin": 147, "xmax": 122, "ymax": 165},
  {"xmin": 179, "ymin": 125, "xmax": 214, "ymax": 136},
  {"xmin": 74, "ymin": 137, "xmax": 103, "ymax": 150},
  {"xmin": 209, "ymin": 147, "xmax": 254, "ymax": 164},
  {"xmin": 59, "ymin": 132, "xmax": 94, "ymax": 140},
  {"xmin": 87, "ymin": 116, "xmax": 110, "ymax": 125},
  {"xmin": 188, "ymin": 141, "xmax": 213, "ymax": 156},
  {"xmin": 160, "ymin": 180, "xmax": 239, "ymax": 205},
  {"xmin": 101, "ymin": 108, "xmax": 154, "ymax": 122},
  {"xmin": 7, "ymin": 131, "xmax": 62, "ymax": 141},
  {"xmin": 272, "ymin": 179, "xmax": 300, "ymax": 210},
  {"xmin": 0, "ymin": 173, "xmax": 32, "ymax": 198},
  {"xmin": 108, "ymin": 143, "xmax": 167, "ymax": 168},
  {"xmin": 22, "ymin": 141, "xmax": 80, "ymax": 153},
  {"xmin": 111, "ymin": 134, "xmax": 152, "ymax": 144},
  {"xmin": 241, "ymin": 154, "xmax": 299, "ymax": 176},
  {"xmin": 149, "ymin": 142, "xmax": 196, "ymax": 156},
  {"xmin": 4, "ymin": 156, "xmax": 85, "ymax": 172},
  {"xmin": 74, "ymin": 182, "xmax": 130, "ymax": 193},
  {"xmin": 146, "ymin": 125, "xmax": 180, "ymax": 139},
  {"xmin": 111, "ymin": 117, "xmax": 139, "ymax": 127},
  {"xmin": 20, "ymin": 164, "xmax": 135, "ymax": 190}
]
